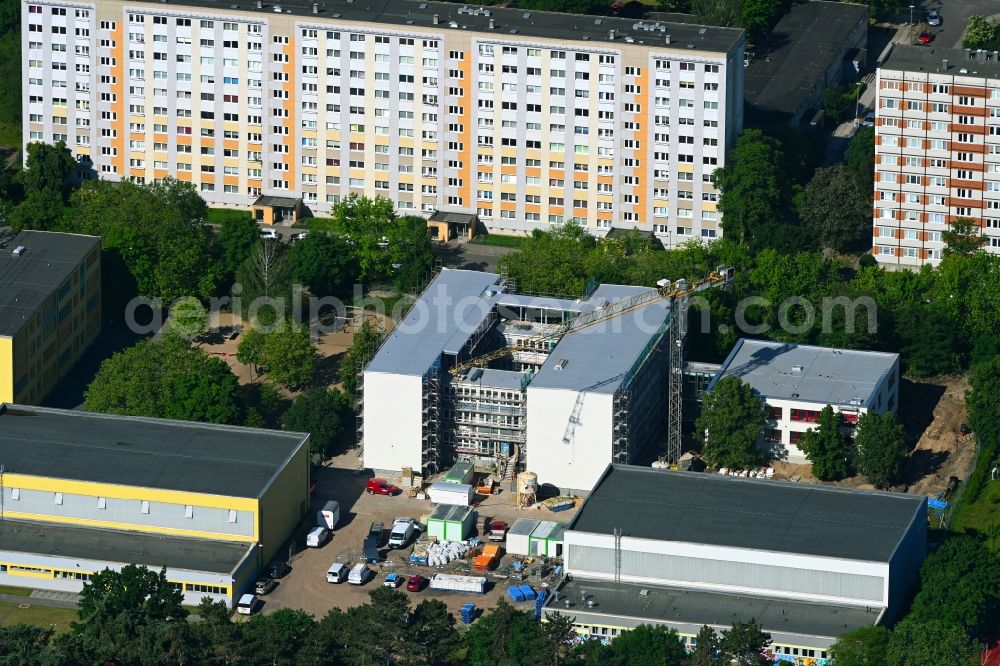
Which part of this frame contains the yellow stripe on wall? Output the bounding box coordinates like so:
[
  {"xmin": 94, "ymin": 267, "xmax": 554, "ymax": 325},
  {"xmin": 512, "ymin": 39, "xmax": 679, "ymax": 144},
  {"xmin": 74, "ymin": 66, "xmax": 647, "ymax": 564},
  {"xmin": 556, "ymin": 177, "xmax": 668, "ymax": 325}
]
[{"xmin": 1, "ymin": 510, "xmax": 257, "ymax": 544}]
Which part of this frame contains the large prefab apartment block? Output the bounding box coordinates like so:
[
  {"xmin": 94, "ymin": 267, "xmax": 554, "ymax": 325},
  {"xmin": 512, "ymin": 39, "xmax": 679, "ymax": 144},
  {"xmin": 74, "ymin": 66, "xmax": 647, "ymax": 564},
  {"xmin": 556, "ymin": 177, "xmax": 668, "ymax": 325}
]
[
  {"xmin": 873, "ymin": 45, "xmax": 1000, "ymax": 266},
  {"xmin": 0, "ymin": 405, "xmax": 310, "ymax": 607},
  {"xmin": 362, "ymin": 268, "xmax": 671, "ymax": 493},
  {"xmin": 546, "ymin": 464, "xmax": 927, "ymax": 658},
  {"xmin": 709, "ymin": 339, "xmax": 900, "ymax": 463},
  {"xmin": 22, "ymin": 0, "xmax": 743, "ymax": 247},
  {"xmin": 0, "ymin": 231, "xmax": 101, "ymax": 405}
]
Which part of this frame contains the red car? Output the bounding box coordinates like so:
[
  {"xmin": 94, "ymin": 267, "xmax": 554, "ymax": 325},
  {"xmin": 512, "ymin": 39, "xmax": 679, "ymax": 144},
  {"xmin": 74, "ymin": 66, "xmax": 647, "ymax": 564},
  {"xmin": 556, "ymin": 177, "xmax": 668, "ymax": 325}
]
[
  {"xmin": 918, "ymin": 30, "xmax": 933, "ymax": 44},
  {"xmin": 406, "ymin": 574, "xmax": 426, "ymax": 592},
  {"xmin": 366, "ymin": 478, "xmax": 399, "ymax": 496}
]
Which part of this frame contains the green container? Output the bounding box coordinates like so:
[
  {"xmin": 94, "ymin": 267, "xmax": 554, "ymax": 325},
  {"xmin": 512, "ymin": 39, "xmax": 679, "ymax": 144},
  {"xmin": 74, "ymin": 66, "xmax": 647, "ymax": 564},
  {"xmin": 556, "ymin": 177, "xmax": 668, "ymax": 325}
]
[{"xmin": 427, "ymin": 504, "xmax": 476, "ymax": 541}]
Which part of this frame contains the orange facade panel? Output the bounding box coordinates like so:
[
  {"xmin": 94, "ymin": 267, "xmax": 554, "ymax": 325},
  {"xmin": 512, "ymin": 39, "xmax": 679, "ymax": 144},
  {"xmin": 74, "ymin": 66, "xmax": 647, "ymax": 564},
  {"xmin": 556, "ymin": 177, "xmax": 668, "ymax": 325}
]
[{"xmin": 952, "ymin": 85, "xmax": 988, "ymax": 97}]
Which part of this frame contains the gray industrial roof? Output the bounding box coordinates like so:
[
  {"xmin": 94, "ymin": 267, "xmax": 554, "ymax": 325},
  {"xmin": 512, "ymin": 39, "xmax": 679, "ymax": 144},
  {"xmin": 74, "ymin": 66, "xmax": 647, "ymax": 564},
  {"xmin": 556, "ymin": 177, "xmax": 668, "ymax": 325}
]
[
  {"xmin": 530, "ymin": 288, "xmax": 670, "ymax": 395},
  {"xmin": 744, "ymin": 0, "xmax": 868, "ymax": 120},
  {"xmin": 131, "ymin": 0, "xmax": 742, "ymax": 53},
  {"xmin": 881, "ymin": 45, "xmax": 1000, "ymax": 79},
  {"xmin": 547, "ymin": 578, "xmax": 881, "ymax": 639},
  {"xmin": 0, "ymin": 519, "xmax": 253, "ymax": 575},
  {"xmin": 252, "ymin": 195, "xmax": 301, "ymax": 208},
  {"xmin": 571, "ymin": 465, "xmax": 926, "ymax": 562},
  {"xmin": 0, "ymin": 231, "xmax": 100, "ymax": 337},
  {"xmin": 366, "ymin": 269, "xmax": 502, "ymax": 376},
  {"xmin": 430, "ymin": 503, "xmax": 474, "ymax": 522},
  {"xmin": 710, "ymin": 339, "xmax": 898, "ymax": 407},
  {"xmin": 0, "ymin": 405, "xmax": 308, "ymax": 498}
]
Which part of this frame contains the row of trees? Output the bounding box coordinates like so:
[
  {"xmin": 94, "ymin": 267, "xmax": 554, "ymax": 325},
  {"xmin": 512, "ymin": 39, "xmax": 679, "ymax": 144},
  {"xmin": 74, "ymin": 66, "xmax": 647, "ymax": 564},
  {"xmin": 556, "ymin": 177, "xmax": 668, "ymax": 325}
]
[{"xmin": 695, "ymin": 376, "xmax": 909, "ymax": 487}]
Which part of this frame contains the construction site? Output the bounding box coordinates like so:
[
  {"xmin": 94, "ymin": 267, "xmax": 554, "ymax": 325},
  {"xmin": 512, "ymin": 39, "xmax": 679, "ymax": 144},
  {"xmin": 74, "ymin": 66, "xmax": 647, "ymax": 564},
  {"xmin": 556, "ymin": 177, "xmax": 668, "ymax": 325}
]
[{"xmin": 359, "ymin": 267, "xmax": 732, "ymax": 494}]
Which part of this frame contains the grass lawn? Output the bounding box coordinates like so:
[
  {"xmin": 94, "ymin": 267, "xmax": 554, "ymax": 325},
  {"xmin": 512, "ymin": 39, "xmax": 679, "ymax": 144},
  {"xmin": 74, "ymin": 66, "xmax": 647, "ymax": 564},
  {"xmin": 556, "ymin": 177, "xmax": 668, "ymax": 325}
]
[
  {"xmin": 0, "ymin": 601, "xmax": 77, "ymax": 633},
  {"xmin": 951, "ymin": 475, "xmax": 1000, "ymax": 552},
  {"xmin": 0, "ymin": 585, "xmax": 33, "ymax": 597},
  {"xmin": 206, "ymin": 207, "xmax": 252, "ymax": 226},
  {"xmin": 0, "ymin": 122, "xmax": 21, "ymax": 151},
  {"xmin": 469, "ymin": 234, "xmax": 529, "ymax": 249}
]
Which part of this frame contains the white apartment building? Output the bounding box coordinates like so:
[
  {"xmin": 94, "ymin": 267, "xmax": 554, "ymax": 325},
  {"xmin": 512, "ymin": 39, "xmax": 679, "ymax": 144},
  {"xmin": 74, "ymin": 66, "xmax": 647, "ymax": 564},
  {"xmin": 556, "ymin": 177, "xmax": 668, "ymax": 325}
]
[
  {"xmin": 874, "ymin": 45, "xmax": 1000, "ymax": 267},
  {"xmin": 709, "ymin": 339, "xmax": 900, "ymax": 463},
  {"xmin": 22, "ymin": 0, "xmax": 744, "ymax": 247}
]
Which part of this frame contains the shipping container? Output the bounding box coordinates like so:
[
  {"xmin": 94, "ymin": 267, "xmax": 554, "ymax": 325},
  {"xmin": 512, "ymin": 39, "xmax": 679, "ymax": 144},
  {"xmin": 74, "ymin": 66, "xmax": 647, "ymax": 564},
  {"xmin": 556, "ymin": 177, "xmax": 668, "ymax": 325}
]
[
  {"xmin": 528, "ymin": 520, "xmax": 565, "ymax": 558},
  {"xmin": 427, "ymin": 504, "xmax": 475, "ymax": 542},
  {"xmin": 444, "ymin": 461, "xmax": 475, "ymax": 485},
  {"xmin": 427, "ymin": 482, "xmax": 475, "ymax": 506},
  {"xmin": 316, "ymin": 500, "xmax": 340, "ymax": 529},
  {"xmin": 506, "ymin": 518, "xmax": 540, "ymax": 556},
  {"xmin": 429, "ymin": 573, "xmax": 487, "ymax": 594}
]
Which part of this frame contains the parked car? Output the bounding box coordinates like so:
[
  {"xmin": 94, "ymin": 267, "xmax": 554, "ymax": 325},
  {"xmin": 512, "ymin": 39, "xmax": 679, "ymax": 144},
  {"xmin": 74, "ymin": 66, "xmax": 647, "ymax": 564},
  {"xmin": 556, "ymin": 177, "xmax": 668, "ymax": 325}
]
[
  {"xmin": 918, "ymin": 29, "xmax": 933, "ymax": 44},
  {"xmin": 926, "ymin": 10, "xmax": 941, "ymax": 26},
  {"xmin": 861, "ymin": 111, "xmax": 876, "ymax": 127},
  {"xmin": 289, "ymin": 231, "xmax": 309, "ymax": 242},
  {"xmin": 236, "ymin": 593, "xmax": 258, "ymax": 615},
  {"xmin": 487, "ymin": 520, "xmax": 508, "ymax": 542},
  {"xmin": 388, "ymin": 517, "xmax": 417, "ymax": 549},
  {"xmin": 305, "ymin": 526, "xmax": 331, "ymax": 548},
  {"xmin": 260, "ymin": 228, "xmax": 280, "ymax": 240},
  {"xmin": 326, "ymin": 562, "xmax": 349, "ymax": 583},
  {"xmin": 406, "ymin": 574, "xmax": 426, "ymax": 592},
  {"xmin": 265, "ymin": 562, "xmax": 291, "ymax": 579},
  {"xmin": 254, "ymin": 578, "xmax": 277, "ymax": 595},
  {"xmin": 383, "ymin": 572, "xmax": 403, "ymax": 588},
  {"xmin": 366, "ymin": 478, "xmax": 399, "ymax": 496}
]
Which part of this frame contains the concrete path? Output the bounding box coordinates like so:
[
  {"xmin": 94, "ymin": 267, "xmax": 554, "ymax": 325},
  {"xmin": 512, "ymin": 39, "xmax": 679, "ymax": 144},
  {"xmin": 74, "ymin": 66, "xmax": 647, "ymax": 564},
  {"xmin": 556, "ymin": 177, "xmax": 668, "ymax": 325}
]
[{"xmin": 0, "ymin": 592, "xmax": 79, "ymax": 610}]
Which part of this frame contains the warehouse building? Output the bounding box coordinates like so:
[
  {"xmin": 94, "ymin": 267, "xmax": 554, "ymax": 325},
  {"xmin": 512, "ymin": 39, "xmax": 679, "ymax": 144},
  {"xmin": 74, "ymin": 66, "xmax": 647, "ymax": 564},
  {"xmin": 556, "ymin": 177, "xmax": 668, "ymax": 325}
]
[
  {"xmin": 709, "ymin": 339, "xmax": 900, "ymax": 463},
  {"xmin": 0, "ymin": 405, "xmax": 310, "ymax": 607},
  {"xmin": 23, "ymin": 0, "xmax": 744, "ymax": 246},
  {"xmin": 362, "ymin": 268, "xmax": 670, "ymax": 493},
  {"xmin": 0, "ymin": 231, "xmax": 101, "ymax": 405},
  {"xmin": 545, "ymin": 464, "xmax": 927, "ymax": 659}
]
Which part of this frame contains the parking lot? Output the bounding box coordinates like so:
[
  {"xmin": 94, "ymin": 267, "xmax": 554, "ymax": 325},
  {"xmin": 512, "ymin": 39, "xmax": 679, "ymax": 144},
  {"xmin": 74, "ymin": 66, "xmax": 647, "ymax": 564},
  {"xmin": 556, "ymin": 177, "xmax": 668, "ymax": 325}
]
[{"xmin": 256, "ymin": 454, "xmax": 577, "ymax": 620}]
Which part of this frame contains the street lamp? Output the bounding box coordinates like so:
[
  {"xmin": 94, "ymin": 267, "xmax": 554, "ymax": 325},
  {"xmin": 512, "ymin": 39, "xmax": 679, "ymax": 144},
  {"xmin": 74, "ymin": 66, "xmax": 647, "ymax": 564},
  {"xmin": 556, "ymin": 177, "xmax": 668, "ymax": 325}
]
[
  {"xmin": 855, "ymin": 81, "xmax": 865, "ymax": 124},
  {"xmin": 909, "ymin": 5, "xmax": 915, "ymax": 25}
]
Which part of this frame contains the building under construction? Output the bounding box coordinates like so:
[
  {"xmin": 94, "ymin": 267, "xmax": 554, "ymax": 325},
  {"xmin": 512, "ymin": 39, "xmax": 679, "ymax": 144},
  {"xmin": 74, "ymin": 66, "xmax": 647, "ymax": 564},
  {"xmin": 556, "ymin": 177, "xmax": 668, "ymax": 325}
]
[{"xmin": 361, "ymin": 269, "xmax": 676, "ymax": 494}]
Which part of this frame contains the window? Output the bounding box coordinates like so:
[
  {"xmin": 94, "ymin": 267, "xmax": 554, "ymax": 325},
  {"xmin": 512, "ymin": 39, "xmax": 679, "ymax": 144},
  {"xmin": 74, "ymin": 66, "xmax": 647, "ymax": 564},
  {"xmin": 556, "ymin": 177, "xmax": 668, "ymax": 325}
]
[
  {"xmin": 228, "ymin": 510, "xmax": 238, "ymax": 523},
  {"xmin": 54, "ymin": 492, "xmax": 63, "ymax": 505},
  {"xmin": 97, "ymin": 497, "xmax": 107, "ymax": 510},
  {"xmin": 141, "ymin": 500, "xmax": 150, "ymax": 514}
]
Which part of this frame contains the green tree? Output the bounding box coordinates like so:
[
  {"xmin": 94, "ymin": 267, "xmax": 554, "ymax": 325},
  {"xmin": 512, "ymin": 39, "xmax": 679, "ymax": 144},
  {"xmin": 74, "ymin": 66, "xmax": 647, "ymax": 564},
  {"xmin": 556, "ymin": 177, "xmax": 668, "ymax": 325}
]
[
  {"xmin": 392, "ymin": 215, "xmax": 436, "ymax": 293},
  {"xmin": 237, "ymin": 326, "xmax": 266, "ymax": 379},
  {"xmin": 602, "ymin": 624, "xmax": 688, "ymax": 666},
  {"xmin": 740, "ymin": 0, "xmax": 786, "ymax": 43},
  {"xmin": 820, "ymin": 83, "xmax": 856, "ymax": 124},
  {"xmin": 0, "ymin": 18, "xmax": 20, "ymax": 148},
  {"xmin": 894, "ymin": 302, "xmax": 963, "ymax": 377},
  {"xmin": 68, "ymin": 179, "xmax": 218, "ymax": 301},
  {"xmin": 798, "ymin": 166, "xmax": 871, "ymax": 253},
  {"xmin": 238, "ymin": 608, "xmax": 317, "ymax": 666},
  {"xmin": 0, "ymin": 625, "xmax": 54, "ymax": 666},
  {"xmin": 696, "ymin": 375, "xmax": 769, "ymax": 469},
  {"xmin": 20, "ymin": 141, "xmax": 76, "ymax": 199},
  {"xmin": 464, "ymin": 598, "xmax": 558, "ymax": 666},
  {"xmin": 886, "ymin": 618, "xmax": 978, "ymax": 666},
  {"xmin": 967, "ymin": 355, "xmax": 1000, "ymax": 446},
  {"xmin": 689, "ymin": 625, "xmax": 720, "ymax": 666},
  {"xmin": 235, "ymin": 239, "xmax": 293, "ymax": 326},
  {"xmin": 845, "ymin": 126, "xmax": 875, "ymax": 192},
  {"xmin": 828, "ymin": 626, "xmax": 889, "ymax": 666},
  {"xmin": 329, "ymin": 194, "xmax": 400, "ymax": 280},
  {"xmin": 215, "ymin": 214, "xmax": 261, "ymax": 282},
  {"xmin": 261, "ymin": 323, "xmax": 316, "ymax": 390},
  {"xmin": 713, "ymin": 129, "xmax": 794, "ymax": 250},
  {"xmin": 496, "ymin": 221, "xmax": 596, "ymax": 297},
  {"xmin": 962, "ymin": 15, "xmax": 1000, "ymax": 51},
  {"xmin": 942, "ymin": 217, "xmax": 985, "ymax": 256},
  {"xmin": 339, "ymin": 321, "xmax": 385, "ymax": 398},
  {"xmin": 288, "ymin": 231, "xmax": 356, "ymax": 297},
  {"xmin": 282, "ymin": 388, "xmax": 349, "ymax": 458},
  {"xmin": 800, "ymin": 405, "xmax": 851, "ymax": 480},
  {"xmin": 167, "ymin": 296, "xmax": 209, "ymax": 341},
  {"xmin": 853, "ymin": 412, "xmax": 908, "ymax": 489},
  {"xmin": 408, "ymin": 599, "xmax": 463, "ymax": 665},
  {"xmin": 8, "ymin": 189, "xmax": 67, "ymax": 233},
  {"xmin": 718, "ymin": 620, "xmax": 771, "ymax": 666},
  {"xmin": 908, "ymin": 535, "xmax": 1000, "ymax": 637},
  {"xmin": 84, "ymin": 334, "xmax": 243, "ymax": 424}
]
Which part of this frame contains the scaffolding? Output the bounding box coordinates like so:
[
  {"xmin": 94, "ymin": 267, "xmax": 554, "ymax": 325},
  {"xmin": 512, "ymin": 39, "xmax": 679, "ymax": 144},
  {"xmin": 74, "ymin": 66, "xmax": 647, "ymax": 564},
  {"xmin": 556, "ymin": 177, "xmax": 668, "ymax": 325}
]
[
  {"xmin": 421, "ymin": 361, "xmax": 444, "ymax": 478},
  {"xmin": 447, "ymin": 369, "xmax": 529, "ymax": 471}
]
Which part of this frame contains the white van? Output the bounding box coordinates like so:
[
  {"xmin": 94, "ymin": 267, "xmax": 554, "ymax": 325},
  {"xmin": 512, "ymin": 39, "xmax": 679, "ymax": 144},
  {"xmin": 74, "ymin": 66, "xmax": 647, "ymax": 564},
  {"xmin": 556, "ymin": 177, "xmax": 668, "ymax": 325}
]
[
  {"xmin": 348, "ymin": 562, "xmax": 373, "ymax": 585},
  {"xmin": 326, "ymin": 562, "xmax": 348, "ymax": 583},
  {"xmin": 236, "ymin": 593, "xmax": 257, "ymax": 615},
  {"xmin": 306, "ymin": 526, "xmax": 331, "ymax": 548}
]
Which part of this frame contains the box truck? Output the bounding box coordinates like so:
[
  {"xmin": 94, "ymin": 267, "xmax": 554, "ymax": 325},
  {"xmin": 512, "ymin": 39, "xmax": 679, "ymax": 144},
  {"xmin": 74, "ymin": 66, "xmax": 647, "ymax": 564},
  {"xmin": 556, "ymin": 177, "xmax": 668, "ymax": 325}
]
[
  {"xmin": 426, "ymin": 482, "xmax": 474, "ymax": 506},
  {"xmin": 316, "ymin": 500, "xmax": 340, "ymax": 530}
]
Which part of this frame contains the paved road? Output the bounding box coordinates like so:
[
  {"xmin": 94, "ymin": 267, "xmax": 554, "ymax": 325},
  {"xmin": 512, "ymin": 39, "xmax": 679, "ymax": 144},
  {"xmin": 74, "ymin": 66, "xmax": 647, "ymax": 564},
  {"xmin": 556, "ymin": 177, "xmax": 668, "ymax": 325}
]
[
  {"xmin": 433, "ymin": 240, "xmax": 516, "ymax": 274},
  {"xmin": 916, "ymin": 0, "xmax": 998, "ymax": 48}
]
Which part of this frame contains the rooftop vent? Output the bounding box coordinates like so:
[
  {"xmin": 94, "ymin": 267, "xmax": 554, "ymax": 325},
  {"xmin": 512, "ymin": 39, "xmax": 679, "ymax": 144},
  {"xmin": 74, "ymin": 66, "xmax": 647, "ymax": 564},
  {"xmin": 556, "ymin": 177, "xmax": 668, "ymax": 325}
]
[
  {"xmin": 12, "ymin": 245, "xmax": 26, "ymax": 257},
  {"xmin": 665, "ymin": 34, "xmax": 671, "ymax": 45},
  {"xmin": 594, "ymin": 18, "xmax": 603, "ymax": 25},
  {"xmin": 432, "ymin": 13, "xmax": 439, "ymax": 23},
  {"xmin": 586, "ymin": 599, "xmax": 597, "ymax": 608},
  {"xmin": 791, "ymin": 365, "xmax": 803, "ymax": 373},
  {"xmin": 698, "ymin": 27, "xmax": 707, "ymax": 35},
  {"xmin": 638, "ymin": 589, "xmax": 649, "ymax": 597},
  {"xmin": 522, "ymin": 11, "xmax": 531, "ymax": 18},
  {"xmin": 256, "ymin": 0, "xmax": 262, "ymax": 8},
  {"xmin": 489, "ymin": 16, "xmax": 495, "ymax": 29},
  {"xmin": 608, "ymin": 29, "xmax": 615, "ymax": 40},
  {"xmin": 942, "ymin": 58, "xmax": 949, "ymax": 70},
  {"xmin": 419, "ymin": 2, "xmax": 427, "ymax": 6},
  {"xmin": 555, "ymin": 359, "xmax": 569, "ymax": 371},
  {"xmin": 312, "ymin": 2, "xmax": 318, "ymax": 12}
]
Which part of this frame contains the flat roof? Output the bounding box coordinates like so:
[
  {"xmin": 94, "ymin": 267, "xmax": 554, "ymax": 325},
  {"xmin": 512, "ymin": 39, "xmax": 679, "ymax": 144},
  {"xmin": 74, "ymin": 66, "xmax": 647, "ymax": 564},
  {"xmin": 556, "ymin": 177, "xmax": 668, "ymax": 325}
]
[
  {"xmin": 880, "ymin": 45, "xmax": 1000, "ymax": 79},
  {"xmin": 429, "ymin": 503, "xmax": 474, "ymax": 522},
  {"xmin": 497, "ymin": 294, "xmax": 589, "ymax": 314},
  {"xmin": 130, "ymin": 0, "xmax": 742, "ymax": 53},
  {"xmin": 710, "ymin": 339, "xmax": 898, "ymax": 407},
  {"xmin": 0, "ymin": 519, "xmax": 253, "ymax": 575},
  {"xmin": 0, "ymin": 405, "xmax": 308, "ymax": 499},
  {"xmin": 252, "ymin": 195, "xmax": 300, "ymax": 208},
  {"xmin": 530, "ymin": 287, "xmax": 669, "ymax": 395},
  {"xmin": 366, "ymin": 269, "xmax": 502, "ymax": 377},
  {"xmin": 744, "ymin": 1, "xmax": 868, "ymax": 119},
  {"xmin": 509, "ymin": 518, "xmax": 541, "ymax": 536},
  {"xmin": 0, "ymin": 231, "xmax": 101, "ymax": 337},
  {"xmin": 548, "ymin": 578, "xmax": 881, "ymax": 639},
  {"xmin": 571, "ymin": 465, "xmax": 926, "ymax": 562},
  {"xmin": 455, "ymin": 368, "xmax": 529, "ymax": 390}
]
